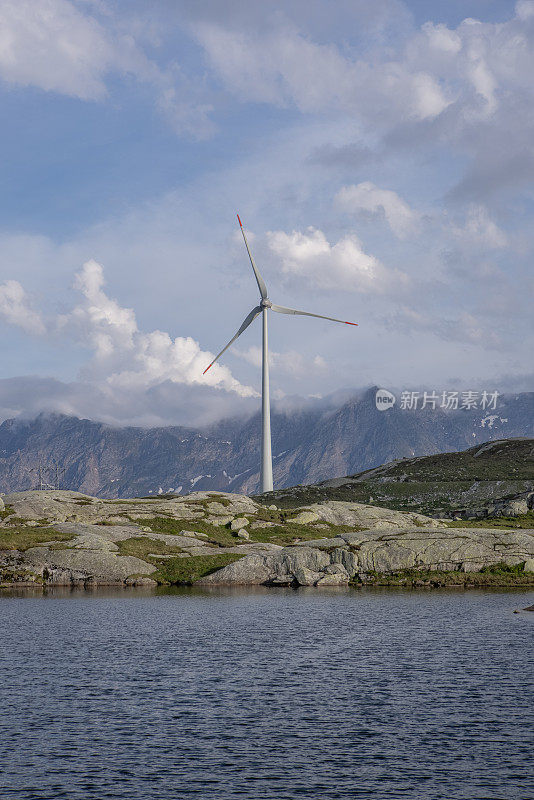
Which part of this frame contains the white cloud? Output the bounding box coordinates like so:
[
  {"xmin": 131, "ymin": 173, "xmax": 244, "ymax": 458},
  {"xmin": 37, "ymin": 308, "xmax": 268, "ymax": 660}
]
[
  {"xmin": 0, "ymin": 0, "xmax": 156, "ymax": 100},
  {"xmin": 0, "ymin": 374, "xmax": 257, "ymax": 428},
  {"xmin": 235, "ymin": 345, "xmax": 327, "ymax": 376},
  {"xmin": 0, "ymin": 280, "xmax": 45, "ymax": 335},
  {"xmin": 336, "ymin": 182, "xmax": 418, "ymax": 238},
  {"xmin": 407, "ymin": 6, "xmax": 534, "ymax": 128},
  {"xmin": 516, "ymin": 1, "xmax": 534, "ymax": 22},
  {"xmin": 188, "ymin": 2, "xmax": 534, "ymax": 170},
  {"xmin": 0, "ymin": 259, "xmax": 258, "ymax": 423},
  {"xmin": 266, "ymin": 226, "xmax": 405, "ymax": 292},
  {"xmin": 4, "ymin": 0, "xmax": 534, "ymax": 154},
  {"xmin": 420, "ymin": 22, "xmax": 461, "ymax": 56},
  {"xmin": 195, "ymin": 22, "xmax": 450, "ymax": 124},
  {"xmin": 57, "ymin": 260, "xmax": 257, "ymax": 398},
  {"xmin": 0, "ymin": 0, "xmax": 213, "ymax": 138},
  {"xmin": 451, "ymin": 205, "xmax": 508, "ymax": 249},
  {"xmin": 387, "ymin": 305, "xmax": 502, "ymax": 349},
  {"xmin": 157, "ymin": 83, "xmax": 215, "ymax": 140}
]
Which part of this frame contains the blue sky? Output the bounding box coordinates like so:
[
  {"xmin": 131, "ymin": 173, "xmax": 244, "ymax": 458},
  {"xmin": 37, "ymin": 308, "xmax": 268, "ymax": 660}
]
[{"xmin": 0, "ymin": 0, "xmax": 533, "ymax": 426}]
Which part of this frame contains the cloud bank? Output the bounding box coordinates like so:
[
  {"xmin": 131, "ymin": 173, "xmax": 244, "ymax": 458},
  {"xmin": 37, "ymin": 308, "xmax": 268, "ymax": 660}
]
[{"xmin": 0, "ymin": 259, "xmax": 258, "ymax": 426}]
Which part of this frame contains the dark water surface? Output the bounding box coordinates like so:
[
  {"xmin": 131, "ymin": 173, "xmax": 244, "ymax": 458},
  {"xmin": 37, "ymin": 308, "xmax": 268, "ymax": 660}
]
[{"xmin": 0, "ymin": 587, "xmax": 532, "ymax": 800}]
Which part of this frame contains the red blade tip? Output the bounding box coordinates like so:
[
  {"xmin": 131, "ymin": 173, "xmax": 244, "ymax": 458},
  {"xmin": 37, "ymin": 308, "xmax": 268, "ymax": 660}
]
[
  {"xmin": 345, "ymin": 321, "xmax": 358, "ymax": 326},
  {"xmin": 203, "ymin": 364, "xmax": 212, "ymax": 374},
  {"xmin": 237, "ymin": 213, "xmax": 242, "ymax": 227}
]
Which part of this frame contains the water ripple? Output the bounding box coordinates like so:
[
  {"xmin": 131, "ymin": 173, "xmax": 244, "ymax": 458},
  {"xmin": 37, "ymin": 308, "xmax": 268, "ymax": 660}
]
[{"xmin": 0, "ymin": 587, "xmax": 532, "ymax": 799}]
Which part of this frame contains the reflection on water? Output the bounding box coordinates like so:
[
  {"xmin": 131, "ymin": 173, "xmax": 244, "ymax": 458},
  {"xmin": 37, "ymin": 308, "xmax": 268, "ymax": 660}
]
[{"xmin": 1, "ymin": 587, "xmax": 533, "ymax": 799}]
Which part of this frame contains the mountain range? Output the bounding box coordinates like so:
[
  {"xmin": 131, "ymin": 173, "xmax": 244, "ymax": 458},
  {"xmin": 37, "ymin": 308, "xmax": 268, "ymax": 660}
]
[{"xmin": 0, "ymin": 387, "xmax": 532, "ymax": 497}]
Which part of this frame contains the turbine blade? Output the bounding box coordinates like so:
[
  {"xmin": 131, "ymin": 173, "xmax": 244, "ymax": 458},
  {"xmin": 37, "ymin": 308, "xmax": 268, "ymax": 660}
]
[
  {"xmin": 237, "ymin": 213, "xmax": 268, "ymax": 300},
  {"xmin": 270, "ymin": 304, "xmax": 358, "ymax": 326},
  {"xmin": 203, "ymin": 306, "xmax": 262, "ymax": 374}
]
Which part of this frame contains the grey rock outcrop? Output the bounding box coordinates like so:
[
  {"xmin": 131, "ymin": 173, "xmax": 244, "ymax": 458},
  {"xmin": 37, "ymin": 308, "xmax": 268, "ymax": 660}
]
[
  {"xmin": 289, "ymin": 511, "xmax": 320, "ymax": 525},
  {"xmin": 198, "ymin": 527, "xmax": 534, "ymax": 586},
  {"xmin": 230, "ymin": 517, "xmax": 249, "ymax": 531},
  {"xmin": 301, "ymin": 502, "xmax": 446, "ymax": 529},
  {"xmin": 0, "ymin": 489, "xmax": 259, "ymax": 526},
  {"xmin": 0, "ymin": 490, "xmax": 445, "ymax": 532},
  {"xmin": 501, "ymin": 499, "xmax": 529, "ymax": 516},
  {"xmin": 22, "ymin": 546, "xmax": 156, "ymax": 584}
]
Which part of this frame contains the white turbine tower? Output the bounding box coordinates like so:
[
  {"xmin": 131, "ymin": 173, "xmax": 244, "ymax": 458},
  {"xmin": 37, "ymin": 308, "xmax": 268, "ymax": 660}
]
[{"xmin": 203, "ymin": 214, "xmax": 358, "ymax": 493}]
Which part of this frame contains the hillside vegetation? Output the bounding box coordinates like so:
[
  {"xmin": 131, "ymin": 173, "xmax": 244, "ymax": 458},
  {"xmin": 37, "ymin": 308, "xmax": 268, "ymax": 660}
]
[{"xmin": 259, "ymin": 438, "xmax": 534, "ymax": 519}]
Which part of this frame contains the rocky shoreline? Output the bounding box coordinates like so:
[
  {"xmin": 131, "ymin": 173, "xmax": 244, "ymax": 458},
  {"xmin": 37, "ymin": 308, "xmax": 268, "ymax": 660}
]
[
  {"xmin": 1, "ymin": 490, "xmax": 533, "ymax": 589},
  {"xmin": 196, "ymin": 529, "xmax": 534, "ymax": 587}
]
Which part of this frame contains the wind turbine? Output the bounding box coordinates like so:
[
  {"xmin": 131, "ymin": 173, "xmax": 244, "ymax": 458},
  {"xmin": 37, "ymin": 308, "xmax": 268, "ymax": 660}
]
[{"xmin": 203, "ymin": 214, "xmax": 358, "ymax": 493}]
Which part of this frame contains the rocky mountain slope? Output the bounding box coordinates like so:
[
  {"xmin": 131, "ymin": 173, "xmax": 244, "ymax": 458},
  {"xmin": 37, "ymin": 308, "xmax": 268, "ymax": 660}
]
[
  {"xmin": 1, "ymin": 489, "xmax": 533, "ymax": 588},
  {"xmin": 264, "ymin": 438, "xmax": 534, "ymax": 519},
  {"xmin": 0, "ymin": 389, "xmax": 532, "ymax": 497}
]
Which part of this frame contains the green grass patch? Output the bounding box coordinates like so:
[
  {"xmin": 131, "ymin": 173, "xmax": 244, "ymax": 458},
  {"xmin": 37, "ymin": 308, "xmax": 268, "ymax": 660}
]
[
  {"xmin": 117, "ymin": 536, "xmax": 186, "ymax": 562},
  {"xmin": 152, "ymin": 553, "xmax": 243, "ymax": 585},
  {"xmin": 479, "ymin": 561, "xmax": 527, "ymax": 575},
  {"xmin": 0, "ymin": 566, "xmax": 42, "ymax": 584},
  {"xmin": 207, "ymin": 494, "xmax": 232, "ymax": 507},
  {"xmin": 102, "ymin": 500, "xmax": 153, "ymax": 506},
  {"xmin": 117, "ymin": 536, "xmax": 243, "ymax": 584},
  {"xmin": 134, "ymin": 516, "xmax": 236, "ymax": 546},
  {"xmin": 3, "ymin": 516, "xmax": 30, "ymax": 526},
  {"xmin": 0, "ymin": 503, "xmax": 14, "ymax": 520},
  {"xmin": 447, "ymin": 512, "xmax": 534, "ymax": 529},
  {"xmin": 353, "ymin": 564, "xmax": 534, "ymax": 587},
  {"xmin": 134, "ymin": 515, "xmax": 251, "ymax": 548},
  {"xmin": 0, "ymin": 527, "xmax": 76, "ymax": 551},
  {"xmin": 138, "ymin": 514, "xmax": 362, "ymax": 548},
  {"xmin": 186, "ymin": 494, "xmax": 233, "ymax": 509},
  {"xmin": 248, "ymin": 521, "xmax": 363, "ymax": 547},
  {"xmin": 138, "ymin": 494, "xmax": 180, "ymax": 500}
]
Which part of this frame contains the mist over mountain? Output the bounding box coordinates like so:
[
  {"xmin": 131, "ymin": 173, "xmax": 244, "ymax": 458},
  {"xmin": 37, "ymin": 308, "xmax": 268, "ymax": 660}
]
[{"xmin": 0, "ymin": 388, "xmax": 532, "ymax": 498}]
